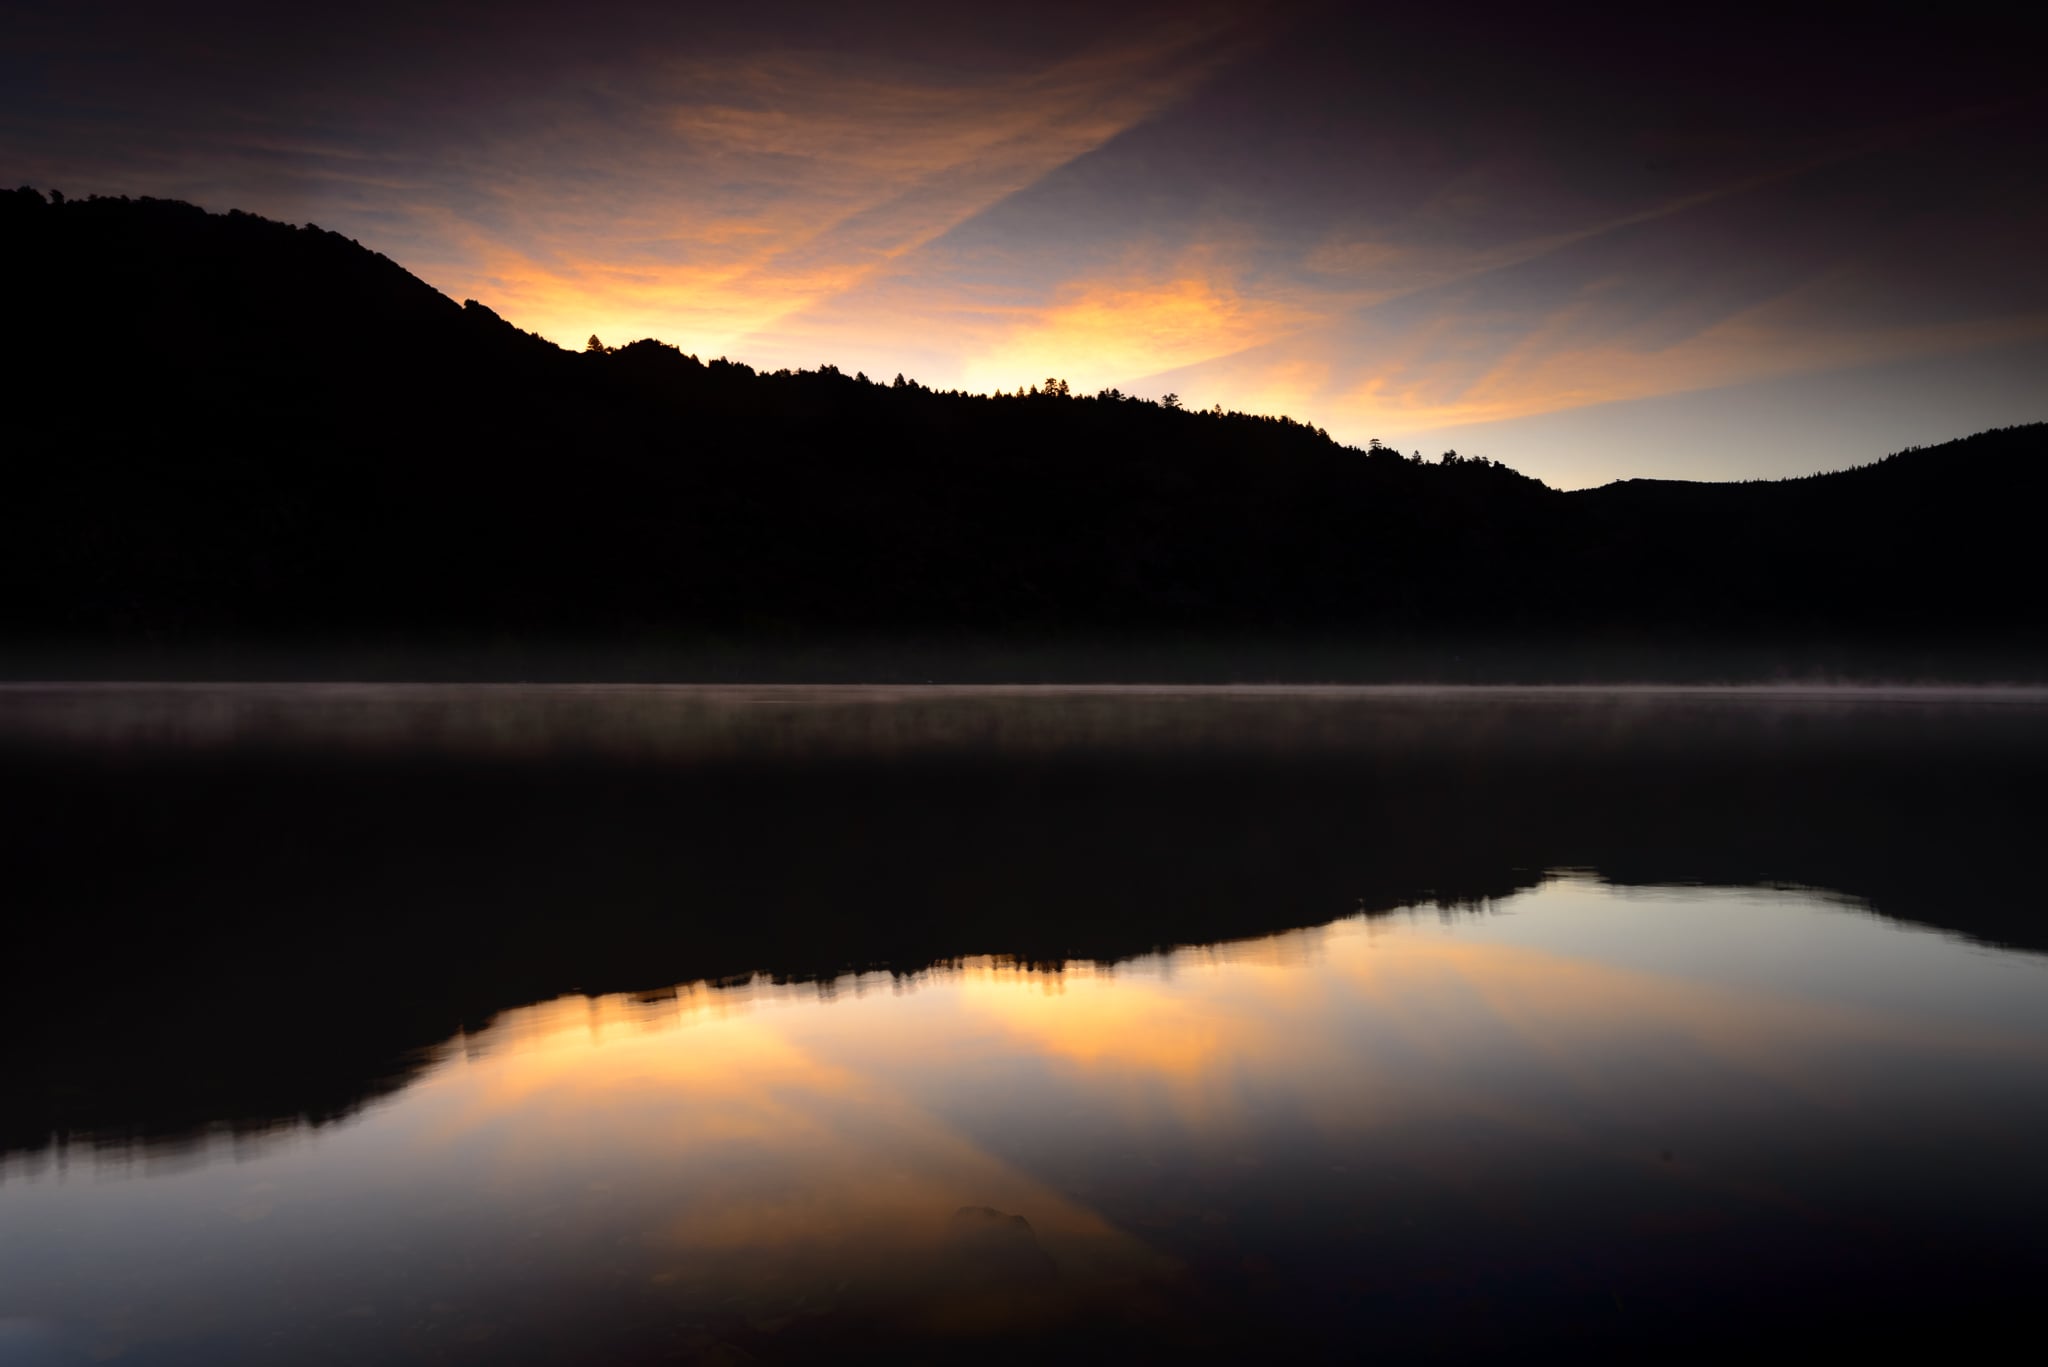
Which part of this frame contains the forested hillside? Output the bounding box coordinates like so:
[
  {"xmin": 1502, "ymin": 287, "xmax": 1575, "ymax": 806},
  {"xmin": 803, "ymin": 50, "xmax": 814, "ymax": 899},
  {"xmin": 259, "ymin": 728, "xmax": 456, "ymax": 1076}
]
[{"xmin": 5, "ymin": 188, "xmax": 2041, "ymax": 676}]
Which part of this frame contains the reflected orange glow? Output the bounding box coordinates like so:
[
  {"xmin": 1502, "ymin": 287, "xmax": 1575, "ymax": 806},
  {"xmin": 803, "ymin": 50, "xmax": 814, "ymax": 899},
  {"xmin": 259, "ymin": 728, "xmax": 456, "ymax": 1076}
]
[
  {"xmin": 376, "ymin": 880, "xmax": 2048, "ymax": 1332},
  {"xmin": 426, "ymin": 890, "xmax": 2048, "ymax": 1142},
  {"xmin": 407, "ymin": 974, "xmax": 1173, "ymax": 1308},
  {"xmin": 10, "ymin": 877, "xmax": 2047, "ymax": 1358}
]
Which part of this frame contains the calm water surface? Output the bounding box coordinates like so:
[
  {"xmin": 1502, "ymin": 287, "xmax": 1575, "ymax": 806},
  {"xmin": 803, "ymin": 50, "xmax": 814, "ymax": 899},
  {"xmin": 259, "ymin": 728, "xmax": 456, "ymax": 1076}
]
[{"xmin": 2, "ymin": 686, "xmax": 2046, "ymax": 1363}]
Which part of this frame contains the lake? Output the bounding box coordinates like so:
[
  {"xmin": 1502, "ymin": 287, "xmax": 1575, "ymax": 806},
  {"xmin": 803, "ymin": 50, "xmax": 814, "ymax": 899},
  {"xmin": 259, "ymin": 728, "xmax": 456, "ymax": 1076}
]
[{"xmin": 3, "ymin": 685, "xmax": 2046, "ymax": 1363}]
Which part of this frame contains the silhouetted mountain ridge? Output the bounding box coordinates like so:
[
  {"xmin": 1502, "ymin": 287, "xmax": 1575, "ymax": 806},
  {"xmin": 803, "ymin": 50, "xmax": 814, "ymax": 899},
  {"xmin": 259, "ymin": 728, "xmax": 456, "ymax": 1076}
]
[
  {"xmin": 1582, "ymin": 427, "xmax": 2044, "ymax": 501},
  {"xmin": 6, "ymin": 187, "xmax": 2042, "ymax": 675}
]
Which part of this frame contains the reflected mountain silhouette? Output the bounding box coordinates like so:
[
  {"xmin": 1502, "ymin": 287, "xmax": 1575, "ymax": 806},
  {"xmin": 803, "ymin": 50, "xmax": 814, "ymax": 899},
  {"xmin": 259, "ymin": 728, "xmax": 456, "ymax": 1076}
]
[{"xmin": 3, "ymin": 686, "xmax": 2044, "ymax": 1163}]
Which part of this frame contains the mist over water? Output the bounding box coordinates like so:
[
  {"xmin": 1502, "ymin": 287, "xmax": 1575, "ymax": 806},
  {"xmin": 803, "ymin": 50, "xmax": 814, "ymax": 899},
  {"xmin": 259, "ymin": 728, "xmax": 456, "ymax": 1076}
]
[{"xmin": 3, "ymin": 685, "xmax": 2046, "ymax": 1362}]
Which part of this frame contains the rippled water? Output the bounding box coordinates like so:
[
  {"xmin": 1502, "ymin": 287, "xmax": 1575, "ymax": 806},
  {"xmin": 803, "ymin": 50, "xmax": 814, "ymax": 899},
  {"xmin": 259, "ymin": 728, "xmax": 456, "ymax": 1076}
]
[{"xmin": 2, "ymin": 686, "xmax": 2046, "ymax": 1363}]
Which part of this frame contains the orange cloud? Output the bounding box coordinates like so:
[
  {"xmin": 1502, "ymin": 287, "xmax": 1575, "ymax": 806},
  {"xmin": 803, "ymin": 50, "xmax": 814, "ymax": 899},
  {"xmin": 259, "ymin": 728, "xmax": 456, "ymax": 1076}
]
[
  {"xmin": 1143, "ymin": 249, "xmax": 2048, "ymax": 454},
  {"xmin": 1334, "ymin": 305, "xmax": 2048, "ymax": 433},
  {"xmin": 960, "ymin": 263, "xmax": 1317, "ymax": 394},
  {"xmin": 406, "ymin": 17, "xmax": 1248, "ymax": 358}
]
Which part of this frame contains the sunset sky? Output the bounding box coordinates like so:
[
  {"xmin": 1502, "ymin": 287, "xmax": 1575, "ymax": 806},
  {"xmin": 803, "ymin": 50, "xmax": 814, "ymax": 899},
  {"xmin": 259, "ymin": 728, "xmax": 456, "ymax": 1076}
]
[{"xmin": 6, "ymin": 1, "xmax": 2043, "ymax": 486}]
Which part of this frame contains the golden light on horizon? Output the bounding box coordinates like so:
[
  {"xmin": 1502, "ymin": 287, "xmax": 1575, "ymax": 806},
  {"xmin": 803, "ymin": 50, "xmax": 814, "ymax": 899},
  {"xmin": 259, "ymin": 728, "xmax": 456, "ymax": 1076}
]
[{"xmin": 15, "ymin": 2, "xmax": 2040, "ymax": 481}]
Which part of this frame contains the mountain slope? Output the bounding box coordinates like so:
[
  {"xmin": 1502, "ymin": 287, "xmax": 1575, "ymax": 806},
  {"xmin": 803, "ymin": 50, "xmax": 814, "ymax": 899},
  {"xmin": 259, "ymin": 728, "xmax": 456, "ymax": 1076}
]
[
  {"xmin": 4, "ymin": 187, "xmax": 2042, "ymax": 675},
  {"xmin": 1563, "ymin": 425, "xmax": 2045, "ymax": 640}
]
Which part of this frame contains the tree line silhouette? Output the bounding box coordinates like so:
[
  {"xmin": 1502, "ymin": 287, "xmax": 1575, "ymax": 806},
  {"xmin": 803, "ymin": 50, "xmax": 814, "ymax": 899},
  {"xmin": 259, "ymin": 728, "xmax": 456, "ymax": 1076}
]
[{"xmin": 5, "ymin": 186, "xmax": 2043, "ymax": 676}]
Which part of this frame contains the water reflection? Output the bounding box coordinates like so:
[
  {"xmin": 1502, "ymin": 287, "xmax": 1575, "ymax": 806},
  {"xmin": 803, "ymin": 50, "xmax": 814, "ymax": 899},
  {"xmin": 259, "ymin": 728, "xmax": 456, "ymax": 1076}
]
[
  {"xmin": 8, "ymin": 684, "xmax": 2048, "ymax": 1160},
  {"xmin": 4, "ymin": 879, "xmax": 2046, "ymax": 1363},
  {"xmin": 4, "ymin": 686, "xmax": 2048, "ymax": 1360}
]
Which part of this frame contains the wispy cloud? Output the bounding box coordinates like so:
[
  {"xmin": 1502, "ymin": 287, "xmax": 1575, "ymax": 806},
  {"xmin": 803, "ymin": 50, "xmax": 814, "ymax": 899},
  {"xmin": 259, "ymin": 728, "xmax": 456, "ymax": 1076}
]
[
  {"xmin": 1348, "ymin": 307, "xmax": 2048, "ymax": 432},
  {"xmin": 11, "ymin": 3, "xmax": 2040, "ymax": 481},
  {"xmin": 956, "ymin": 250, "xmax": 1316, "ymax": 394},
  {"xmin": 1300, "ymin": 97, "xmax": 2024, "ymax": 316},
  {"xmin": 415, "ymin": 14, "xmax": 1249, "ymax": 352}
]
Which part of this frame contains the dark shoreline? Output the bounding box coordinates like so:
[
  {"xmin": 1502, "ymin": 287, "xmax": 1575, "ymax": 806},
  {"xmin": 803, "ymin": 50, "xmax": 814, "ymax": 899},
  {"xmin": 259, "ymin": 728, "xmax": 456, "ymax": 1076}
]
[{"xmin": 9, "ymin": 637, "xmax": 2048, "ymax": 686}]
